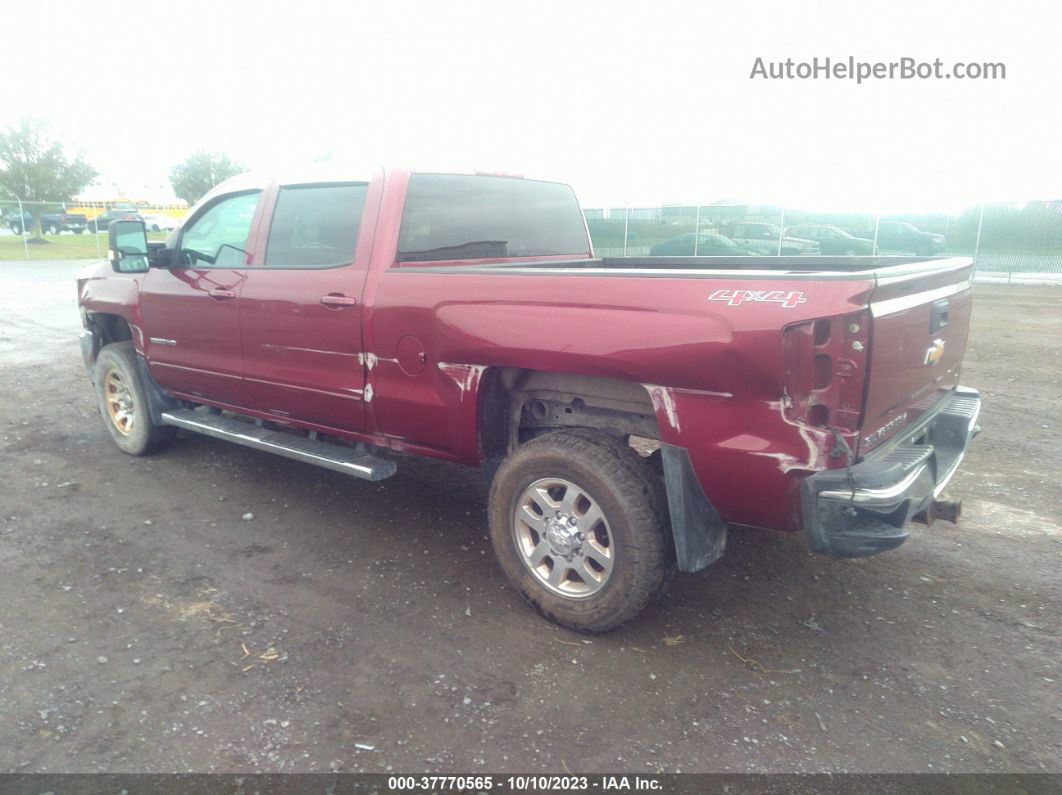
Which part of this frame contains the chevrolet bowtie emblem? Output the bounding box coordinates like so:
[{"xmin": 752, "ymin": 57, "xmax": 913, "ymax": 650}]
[{"xmin": 924, "ymin": 338, "xmax": 946, "ymax": 366}]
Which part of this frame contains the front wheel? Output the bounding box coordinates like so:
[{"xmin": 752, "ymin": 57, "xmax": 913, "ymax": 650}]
[
  {"xmin": 48, "ymin": 223, "xmax": 60, "ymax": 234},
  {"xmin": 93, "ymin": 341, "xmax": 177, "ymax": 455},
  {"xmin": 488, "ymin": 429, "xmax": 673, "ymax": 633}
]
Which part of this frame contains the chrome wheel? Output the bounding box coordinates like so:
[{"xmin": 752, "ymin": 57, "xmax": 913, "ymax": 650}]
[
  {"xmin": 513, "ymin": 477, "xmax": 614, "ymax": 598},
  {"xmin": 103, "ymin": 368, "xmax": 135, "ymax": 436}
]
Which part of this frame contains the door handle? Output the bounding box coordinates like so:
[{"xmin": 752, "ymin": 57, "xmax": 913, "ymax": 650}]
[
  {"xmin": 320, "ymin": 293, "xmax": 357, "ymax": 308},
  {"xmin": 208, "ymin": 288, "xmax": 236, "ymax": 300},
  {"xmin": 930, "ymin": 298, "xmax": 950, "ymax": 332}
]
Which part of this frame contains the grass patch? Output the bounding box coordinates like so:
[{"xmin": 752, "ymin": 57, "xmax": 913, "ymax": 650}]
[{"xmin": 0, "ymin": 231, "xmax": 168, "ymax": 261}]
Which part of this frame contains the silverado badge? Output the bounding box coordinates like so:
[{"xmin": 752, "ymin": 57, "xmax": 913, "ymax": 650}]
[{"xmin": 924, "ymin": 338, "xmax": 946, "ymax": 366}]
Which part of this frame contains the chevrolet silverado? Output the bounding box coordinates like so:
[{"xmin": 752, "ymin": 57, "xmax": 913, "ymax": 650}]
[{"xmin": 77, "ymin": 168, "xmax": 980, "ymax": 632}]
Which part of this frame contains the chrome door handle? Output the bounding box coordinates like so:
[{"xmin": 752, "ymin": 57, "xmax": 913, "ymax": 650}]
[{"xmin": 208, "ymin": 288, "xmax": 236, "ymax": 300}]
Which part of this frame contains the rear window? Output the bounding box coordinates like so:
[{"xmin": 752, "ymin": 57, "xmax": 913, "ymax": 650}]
[
  {"xmin": 396, "ymin": 174, "xmax": 589, "ymax": 263},
  {"xmin": 265, "ymin": 183, "xmax": 368, "ymax": 268}
]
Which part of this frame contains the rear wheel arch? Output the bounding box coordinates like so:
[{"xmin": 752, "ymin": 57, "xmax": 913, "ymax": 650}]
[{"xmin": 476, "ymin": 367, "xmax": 661, "ymax": 467}]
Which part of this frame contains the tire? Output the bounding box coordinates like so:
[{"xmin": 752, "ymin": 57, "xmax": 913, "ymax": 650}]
[
  {"xmin": 48, "ymin": 223, "xmax": 60, "ymax": 235},
  {"xmin": 488, "ymin": 429, "xmax": 673, "ymax": 633},
  {"xmin": 93, "ymin": 341, "xmax": 177, "ymax": 456},
  {"xmin": 151, "ymin": 224, "xmax": 160, "ymax": 232},
  {"xmin": 74, "ymin": 228, "xmax": 84, "ymax": 234},
  {"xmin": 10, "ymin": 223, "xmax": 21, "ymax": 235}
]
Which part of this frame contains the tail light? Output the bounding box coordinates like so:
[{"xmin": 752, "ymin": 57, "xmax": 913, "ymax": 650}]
[{"xmin": 783, "ymin": 310, "xmax": 869, "ymax": 432}]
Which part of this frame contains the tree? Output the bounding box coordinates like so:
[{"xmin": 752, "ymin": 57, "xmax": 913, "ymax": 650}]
[
  {"xmin": 0, "ymin": 117, "xmax": 98, "ymax": 242},
  {"xmin": 169, "ymin": 151, "xmax": 246, "ymax": 205}
]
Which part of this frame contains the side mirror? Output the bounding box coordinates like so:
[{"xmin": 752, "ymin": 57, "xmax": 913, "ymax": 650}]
[{"xmin": 108, "ymin": 220, "xmax": 150, "ymax": 273}]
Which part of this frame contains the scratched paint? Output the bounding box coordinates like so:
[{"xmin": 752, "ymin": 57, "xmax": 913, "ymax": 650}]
[
  {"xmin": 436, "ymin": 362, "xmax": 486, "ymax": 399},
  {"xmin": 643, "ymin": 385, "xmax": 681, "ymax": 432},
  {"xmin": 765, "ymin": 398, "xmax": 829, "ymax": 472}
]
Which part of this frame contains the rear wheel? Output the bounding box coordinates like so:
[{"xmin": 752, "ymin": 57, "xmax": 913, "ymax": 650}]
[
  {"xmin": 48, "ymin": 223, "xmax": 60, "ymax": 234},
  {"xmin": 488, "ymin": 429, "xmax": 672, "ymax": 633},
  {"xmin": 93, "ymin": 341, "xmax": 177, "ymax": 455}
]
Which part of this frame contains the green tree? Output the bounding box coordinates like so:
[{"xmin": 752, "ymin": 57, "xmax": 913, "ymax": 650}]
[
  {"xmin": 0, "ymin": 117, "xmax": 98, "ymax": 242},
  {"xmin": 169, "ymin": 151, "xmax": 245, "ymax": 205}
]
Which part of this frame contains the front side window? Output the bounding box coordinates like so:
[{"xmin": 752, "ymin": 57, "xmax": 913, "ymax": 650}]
[
  {"xmin": 179, "ymin": 191, "xmax": 260, "ymax": 267},
  {"xmin": 396, "ymin": 174, "xmax": 590, "ymax": 263},
  {"xmin": 265, "ymin": 183, "xmax": 368, "ymax": 268}
]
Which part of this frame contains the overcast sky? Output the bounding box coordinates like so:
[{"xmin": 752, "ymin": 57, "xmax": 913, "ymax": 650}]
[{"xmin": 4, "ymin": 0, "xmax": 1059, "ymax": 212}]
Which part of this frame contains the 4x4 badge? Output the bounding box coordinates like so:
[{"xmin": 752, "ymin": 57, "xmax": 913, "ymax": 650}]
[{"xmin": 708, "ymin": 289, "xmax": 807, "ymax": 308}]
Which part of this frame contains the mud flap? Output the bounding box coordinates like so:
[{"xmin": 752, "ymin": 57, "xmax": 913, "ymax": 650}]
[
  {"xmin": 135, "ymin": 355, "xmax": 181, "ymax": 425},
  {"xmin": 660, "ymin": 443, "xmax": 727, "ymax": 572}
]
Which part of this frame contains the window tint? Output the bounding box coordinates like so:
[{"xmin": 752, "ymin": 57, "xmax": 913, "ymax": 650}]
[
  {"xmin": 265, "ymin": 183, "xmax": 368, "ymax": 268},
  {"xmin": 397, "ymin": 174, "xmax": 589, "ymax": 263},
  {"xmin": 180, "ymin": 191, "xmax": 260, "ymax": 267}
]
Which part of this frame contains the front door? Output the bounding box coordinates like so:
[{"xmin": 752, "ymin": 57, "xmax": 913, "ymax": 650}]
[
  {"xmin": 139, "ymin": 190, "xmax": 262, "ymax": 406},
  {"xmin": 238, "ymin": 182, "xmax": 372, "ymax": 432}
]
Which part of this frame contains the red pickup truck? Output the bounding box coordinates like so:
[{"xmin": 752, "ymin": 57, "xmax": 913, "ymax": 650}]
[{"xmin": 78, "ymin": 169, "xmax": 981, "ymax": 632}]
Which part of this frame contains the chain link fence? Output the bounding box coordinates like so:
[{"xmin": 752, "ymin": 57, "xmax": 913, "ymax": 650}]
[{"xmin": 584, "ymin": 202, "xmax": 1062, "ymax": 283}]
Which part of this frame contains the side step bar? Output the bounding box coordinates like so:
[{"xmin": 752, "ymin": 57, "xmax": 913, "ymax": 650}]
[{"xmin": 160, "ymin": 409, "xmax": 397, "ymax": 481}]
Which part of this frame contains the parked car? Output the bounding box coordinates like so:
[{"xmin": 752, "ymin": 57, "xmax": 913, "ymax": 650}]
[
  {"xmin": 649, "ymin": 231, "xmax": 756, "ymax": 256},
  {"xmin": 785, "ymin": 224, "xmax": 875, "ymax": 255},
  {"xmin": 6, "ymin": 210, "xmax": 88, "ymax": 235},
  {"xmin": 141, "ymin": 213, "xmax": 181, "ymax": 233},
  {"xmin": 88, "ymin": 209, "xmax": 144, "ymax": 233},
  {"xmin": 78, "ymin": 169, "xmax": 980, "ymax": 633},
  {"xmin": 876, "ymin": 221, "xmax": 946, "ymax": 255},
  {"xmin": 720, "ymin": 222, "xmax": 820, "ymax": 255}
]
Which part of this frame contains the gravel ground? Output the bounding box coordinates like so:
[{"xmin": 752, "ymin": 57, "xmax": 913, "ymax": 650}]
[{"xmin": 0, "ymin": 261, "xmax": 1058, "ymax": 774}]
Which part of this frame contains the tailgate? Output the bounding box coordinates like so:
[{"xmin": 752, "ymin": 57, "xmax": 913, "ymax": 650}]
[{"xmin": 860, "ymin": 258, "xmax": 974, "ymax": 456}]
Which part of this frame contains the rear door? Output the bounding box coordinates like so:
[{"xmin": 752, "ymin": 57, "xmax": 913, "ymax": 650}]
[
  {"xmin": 860, "ymin": 259, "xmax": 975, "ymax": 455},
  {"xmin": 237, "ymin": 180, "xmax": 376, "ymax": 432}
]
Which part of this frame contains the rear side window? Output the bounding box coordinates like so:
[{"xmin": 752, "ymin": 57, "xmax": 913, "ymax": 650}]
[
  {"xmin": 396, "ymin": 174, "xmax": 589, "ymax": 263},
  {"xmin": 265, "ymin": 183, "xmax": 368, "ymax": 268}
]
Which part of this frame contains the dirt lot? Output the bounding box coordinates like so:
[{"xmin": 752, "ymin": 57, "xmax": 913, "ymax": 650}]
[{"xmin": 0, "ymin": 261, "xmax": 1058, "ymax": 774}]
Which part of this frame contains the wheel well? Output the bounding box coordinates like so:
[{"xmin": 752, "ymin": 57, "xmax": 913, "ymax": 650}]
[
  {"xmin": 478, "ymin": 368, "xmax": 660, "ymax": 466},
  {"xmin": 91, "ymin": 313, "xmax": 133, "ymax": 346}
]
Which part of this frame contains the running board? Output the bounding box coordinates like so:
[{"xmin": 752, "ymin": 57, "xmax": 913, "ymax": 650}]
[{"xmin": 160, "ymin": 409, "xmax": 396, "ymax": 481}]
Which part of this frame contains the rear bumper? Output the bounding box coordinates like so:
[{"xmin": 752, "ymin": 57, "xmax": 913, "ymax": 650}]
[{"xmin": 802, "ymin": 386, "xmax": 981, "ymax": 558}]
